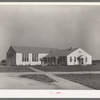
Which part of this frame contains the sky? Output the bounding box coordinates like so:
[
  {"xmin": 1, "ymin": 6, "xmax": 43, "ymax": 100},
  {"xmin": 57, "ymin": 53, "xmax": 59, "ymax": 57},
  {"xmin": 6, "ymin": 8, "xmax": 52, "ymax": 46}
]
[{"xmin": 0, "ymin": 5, "xmax": 100, "ymax": 60}]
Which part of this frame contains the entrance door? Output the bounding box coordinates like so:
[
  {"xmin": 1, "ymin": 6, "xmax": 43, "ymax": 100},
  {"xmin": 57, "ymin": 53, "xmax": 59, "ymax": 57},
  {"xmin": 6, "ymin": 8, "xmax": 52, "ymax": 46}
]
[
  {"xmin": 81, "ymin": 58, "xmax": 84, "ymax": 64},
  {"xmin": 79, "ymin": 58, "xmax": 84, "ymax": 65}
]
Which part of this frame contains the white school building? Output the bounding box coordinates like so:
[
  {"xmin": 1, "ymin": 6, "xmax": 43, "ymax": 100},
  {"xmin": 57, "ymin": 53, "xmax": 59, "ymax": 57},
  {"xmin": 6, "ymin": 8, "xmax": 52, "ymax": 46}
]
[
  {"xmin": 6, "ymin": 46, "xmax": 92, "ymax": 66},
  {"xmin": 6, "ymin": 46, "xmax": 54, "ymax": 66},
  {"xmin": 42, "ymin": 48, "xmax": 92, "ymax": 66}
]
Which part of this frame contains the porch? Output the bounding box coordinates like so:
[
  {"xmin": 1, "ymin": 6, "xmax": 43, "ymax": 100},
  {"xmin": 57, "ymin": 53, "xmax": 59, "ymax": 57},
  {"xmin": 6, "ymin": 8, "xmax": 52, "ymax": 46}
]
[
  {"xmin": 41, "ymin": 56, "xmax": 67, "ymax": 66},
  {"xmin": 77, "ymin": 55, "xmax": 87, "ymax": 65}
]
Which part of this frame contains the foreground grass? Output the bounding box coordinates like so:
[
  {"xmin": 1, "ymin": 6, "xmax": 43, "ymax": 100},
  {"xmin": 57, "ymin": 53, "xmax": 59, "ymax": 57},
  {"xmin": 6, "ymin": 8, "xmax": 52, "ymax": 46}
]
[
  {"xmin": 32, "ymin": 64, "xmax": 100, "ymax": 72},
  {"xmin": 20, "ymin": 74, "xmax": 55, "ymax": 83},
  {"xmin": 56, "ymin": 74, "xmax": 100, "ymax": 89},
  {"xmin": 0, "ymin": 66, "xmax": 34, "ymax": 72}
]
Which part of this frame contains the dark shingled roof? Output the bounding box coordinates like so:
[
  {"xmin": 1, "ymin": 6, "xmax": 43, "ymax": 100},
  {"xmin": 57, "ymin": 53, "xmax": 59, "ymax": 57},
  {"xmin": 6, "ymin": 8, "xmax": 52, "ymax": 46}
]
[
  {"xmin": 11, "ymin": 46, "xmax": 57, "ymax": 53},
  {"xmin": 44, "ymin": 48, "xmax": 78, "ymax": 58}
]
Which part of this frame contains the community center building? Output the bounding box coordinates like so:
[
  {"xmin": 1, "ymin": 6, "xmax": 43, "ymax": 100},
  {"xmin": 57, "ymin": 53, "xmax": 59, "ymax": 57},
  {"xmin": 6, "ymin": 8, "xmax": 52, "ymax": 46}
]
[
  {"xmin": 42, "ymin": 48, "xmax": 92, "ymax": 66},
  {"xmin": 6, "ymin": 46, "xmax": 92, "ymax": 66},
  {"xmin": 6, "ymin": 46, "xmax": 55, "ymax": 66}
]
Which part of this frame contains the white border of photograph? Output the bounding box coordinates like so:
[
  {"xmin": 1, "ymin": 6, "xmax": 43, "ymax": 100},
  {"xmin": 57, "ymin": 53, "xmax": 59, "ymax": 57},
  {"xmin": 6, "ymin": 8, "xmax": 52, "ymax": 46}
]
[
  {"xmin": 0, "ymin": 2, "xmax": 100, "ymax": 5},
  {"xmin": 0, "ymin": 2, "xmax": 100, "ymax": 98},
  {"xmin": 0, "ymin": 90, "xmax": 100, "ymax": 98}
]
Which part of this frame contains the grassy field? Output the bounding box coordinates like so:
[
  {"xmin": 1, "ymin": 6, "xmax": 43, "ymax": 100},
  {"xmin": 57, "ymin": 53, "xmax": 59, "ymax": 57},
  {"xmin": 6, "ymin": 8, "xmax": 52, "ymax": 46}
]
[
  {"xmin": 0, "ymin": 66, "xmax": 34, "ymax": 72},
  {"xmin": 32, "ymin": 64, "xmax": 100, "ymax": 72},
  {"xmin": 20, "ymin": 74, "xmax": 55, "ymax": 83},
  {"xmin": 56, "ymin": 74, "xmax": 100, "ymax": 89}
]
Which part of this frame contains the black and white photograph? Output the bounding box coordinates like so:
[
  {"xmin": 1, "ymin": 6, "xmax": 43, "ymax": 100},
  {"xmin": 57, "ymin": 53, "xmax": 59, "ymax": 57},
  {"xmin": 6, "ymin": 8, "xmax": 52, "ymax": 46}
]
[{"xmin": 0, "ymin": 3, "xmax": 100, "ymax": 90}]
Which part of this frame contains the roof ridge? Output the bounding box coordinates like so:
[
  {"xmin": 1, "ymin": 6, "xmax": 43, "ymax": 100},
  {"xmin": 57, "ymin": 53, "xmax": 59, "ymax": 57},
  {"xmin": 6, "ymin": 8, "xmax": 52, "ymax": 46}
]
[
  {"xmin": 10, "ymin": 46, "xmax": 58, "ymax": 53},
  {"xmin": 11, "ymin": 45, "xmax": 58, "ymax": 49},
  {"xmin": 44, "ymin": 47, "xmax": 79, "ymax": 58}
]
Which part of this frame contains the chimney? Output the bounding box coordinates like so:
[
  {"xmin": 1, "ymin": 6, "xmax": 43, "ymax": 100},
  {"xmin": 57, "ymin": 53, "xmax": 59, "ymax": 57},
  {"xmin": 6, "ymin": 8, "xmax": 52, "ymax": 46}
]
[
  {"xmin": 68, "ymin": 47, "xmax": 72, "ymax": 50},
  {"xmin": 50, "ymin": 49, "xmax": 53, "ymax": 53}
]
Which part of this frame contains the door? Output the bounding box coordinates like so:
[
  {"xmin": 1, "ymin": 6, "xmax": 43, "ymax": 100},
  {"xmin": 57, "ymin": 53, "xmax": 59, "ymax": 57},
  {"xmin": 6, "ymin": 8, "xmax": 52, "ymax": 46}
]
[{"xmin": 79, "ymin": 58, "xmax": 84, "ymax": 65}]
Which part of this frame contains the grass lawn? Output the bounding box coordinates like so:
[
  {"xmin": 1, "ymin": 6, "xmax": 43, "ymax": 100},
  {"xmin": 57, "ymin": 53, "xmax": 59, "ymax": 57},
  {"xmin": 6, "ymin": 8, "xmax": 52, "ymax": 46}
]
[
  {"xmin": 0, "ymin": 66, "xmax": 34, "ymax": 72},
  {"xmin": 20, "ymin": 74, "xmax": 55, "ymax": 83},
  {"xmin": 56, "ymin": 74, "xmax": 100, "ymax": 89},
  {"xmin": 32, "ymin": 64, "xmax": 100, "ymax": 72}
]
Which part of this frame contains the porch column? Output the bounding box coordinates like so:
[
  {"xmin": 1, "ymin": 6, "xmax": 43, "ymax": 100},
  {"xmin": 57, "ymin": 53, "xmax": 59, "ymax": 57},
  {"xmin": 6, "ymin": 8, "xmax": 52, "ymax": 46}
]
[
  {"xmin": 53, "ymin": 57, "xmax": 56, "ymax": 65},
  {"xmin": 47, "ymin": 57, "xmax": 48, "ymax": 65},
  {"xmin": 55, "ymin": 56, "xmax": 58, "ymax": 65}
]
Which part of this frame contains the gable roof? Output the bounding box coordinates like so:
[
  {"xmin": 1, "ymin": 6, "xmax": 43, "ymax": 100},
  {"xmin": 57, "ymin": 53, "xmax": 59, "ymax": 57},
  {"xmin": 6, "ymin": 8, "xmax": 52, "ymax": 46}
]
[
  {"xmin": 44, "ymin": 48, "xmax": 78, "ymax": 58},
  {"xmin": 11, "ymin": 46, "xmax": 57, "ymax": 53}
]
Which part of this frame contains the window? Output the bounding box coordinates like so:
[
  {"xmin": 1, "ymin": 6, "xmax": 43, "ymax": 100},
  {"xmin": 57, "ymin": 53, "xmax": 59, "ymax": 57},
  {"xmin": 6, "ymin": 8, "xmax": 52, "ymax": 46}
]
[
  {"xmin": 32, "ymin": 54, "xmax": 34, "ymax": 61},
  {"xmin": 36, "ymin": 54, "xmax": 38, "ymax": 61},
  {"xmin": 32, "ymin": 53, "xmax": 38, "ymax": 61},
  {"xmin": 22, "ymin": 53, "xmax": 29, "ymax": 62},
  {"xmin": 22, "ymin": 53, "xmax": 24, "ymax": 61},
  {"xmin": 53, "ymin": 57, "xmax": 56, "ymax": 63},
  {"xmin": 63, "ymin": 57, "xmax": 65, "ymax": 62},
  {"xmin": 48, "ymin": 58, "xmax": 50, "ymax": 62},
  {"xmin": 25, "ymin": 53, "xmax": 27, "ymax": 61},
  {"xmin": 60, "ymin": 57, "xmax": 62, "ymax": 63},
  {"xmin": 45, "ymin": 58, "xmax": 47, "ymax": 62},
  {"xmin": 86, "ymin": 57, "xmax": 87, "ymax": 62},
  {"xmin": 51, "ymin": 58, "xmax": 52, "ymax": 62},
  {"xmin": 70, "ymin": 57, "xmax": 72, "ymax": 62},
  {"xmin": 26, "ymin": 53, "xmax": 29, "ymax": 61},
  {"xmin": 35, "ymin": 54, "xmax": 37, "ymax": 61},
  {"xmin": 74, "ymin": 57, "xmax": 76, "ymax": 62}
]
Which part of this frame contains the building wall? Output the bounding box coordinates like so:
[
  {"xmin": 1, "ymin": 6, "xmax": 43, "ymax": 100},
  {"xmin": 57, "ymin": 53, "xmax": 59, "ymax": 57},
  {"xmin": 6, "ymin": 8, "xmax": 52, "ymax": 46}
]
[
  {"xmin": 67, "ymin": 48, "xmax": 92, "ymax": 65},
  {"xmin": 16, "ymin": 53, "xmax": 48, "ymax": 65},
  {"xmin": 6, "ymin": 47, "xmax": 16, "ymax": 66}
]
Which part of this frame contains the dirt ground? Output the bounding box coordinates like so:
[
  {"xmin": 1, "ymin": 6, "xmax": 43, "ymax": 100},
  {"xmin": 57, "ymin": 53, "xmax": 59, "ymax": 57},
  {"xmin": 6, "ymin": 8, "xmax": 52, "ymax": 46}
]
[{"xmin": 0, "ymin": 66, "xmax": 93, "ymax": 89}]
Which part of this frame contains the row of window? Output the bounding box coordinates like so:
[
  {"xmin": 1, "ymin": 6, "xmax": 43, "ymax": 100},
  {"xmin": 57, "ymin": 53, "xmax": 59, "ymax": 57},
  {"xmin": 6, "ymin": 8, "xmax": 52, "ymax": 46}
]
[
  {"xmin": 44, "ymin": 57, "xmax": 88, "ymax": 63},
  {"xmin": 70, "ymin": 57, "xmax": 88, "ymax": 62},
  {"xmin": 32, "ymin": 53, "xmax": 38, "ymax": 61},
  {"xmin": 44, "ymin": 57, "xmax": 66, "ymax": 63},
  {"xmin": 22, "ymin": 53, "xmax": 38, "ymax": 62},
  {"xmin": 47, "ymin": 57, "xmax": 55, "ymax": 62},
  {"xmin": 70, "ymin": 57, "xmax": 76, "ymax": 62}
]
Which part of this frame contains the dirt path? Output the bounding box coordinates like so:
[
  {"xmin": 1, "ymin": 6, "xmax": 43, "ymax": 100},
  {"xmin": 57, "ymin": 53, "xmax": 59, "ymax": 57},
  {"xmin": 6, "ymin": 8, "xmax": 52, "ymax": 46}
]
[
  {"xmin": 0, "ymin": 66, "xmax": 95, "ymax": 89},
  {"xmin": 29, "ymin": 67, "xmax": 93, "ymax": 90}
]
